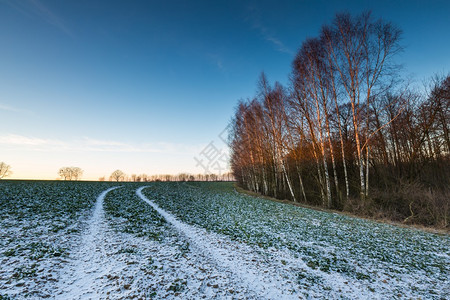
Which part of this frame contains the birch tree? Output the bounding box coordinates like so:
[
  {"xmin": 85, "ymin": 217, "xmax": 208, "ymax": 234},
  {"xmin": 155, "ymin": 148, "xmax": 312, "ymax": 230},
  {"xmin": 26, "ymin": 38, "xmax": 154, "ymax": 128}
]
[{"xmin": 321, "ymin": 11, "xmax": 402, "ymax": 200}]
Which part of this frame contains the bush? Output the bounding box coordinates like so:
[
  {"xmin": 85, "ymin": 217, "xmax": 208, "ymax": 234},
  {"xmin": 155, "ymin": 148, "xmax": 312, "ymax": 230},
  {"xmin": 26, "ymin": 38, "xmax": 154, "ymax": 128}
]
[{"xmin": 371, "ymin": 180, "xmax": 449, "ymax": 228}]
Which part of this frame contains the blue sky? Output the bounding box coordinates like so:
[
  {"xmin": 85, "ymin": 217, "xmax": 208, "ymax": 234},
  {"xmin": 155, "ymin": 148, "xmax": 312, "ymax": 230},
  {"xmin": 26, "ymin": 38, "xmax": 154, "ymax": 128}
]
[{"xmin": 1, "ymin": 0, "xmax": 449, "ymax": 180}]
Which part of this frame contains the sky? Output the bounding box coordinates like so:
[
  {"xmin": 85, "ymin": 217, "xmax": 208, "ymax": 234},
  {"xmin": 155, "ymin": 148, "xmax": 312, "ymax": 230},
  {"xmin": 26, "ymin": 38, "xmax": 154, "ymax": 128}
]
[{"xmin": 1, "ymin": 0, "xmax": 449, "ymax": 180}]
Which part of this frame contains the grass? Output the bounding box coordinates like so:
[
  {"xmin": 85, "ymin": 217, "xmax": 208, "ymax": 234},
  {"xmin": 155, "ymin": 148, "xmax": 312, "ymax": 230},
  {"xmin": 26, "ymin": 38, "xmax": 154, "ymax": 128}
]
[
  {"xmin": 0, "ymin": 180, "xmax": 115, "ymax": 297},
  {"xmin": 143, "ymin": 181, "xmax": 449, "ymax": 297},
  {"xmin": 1, "ymin": 180, "xmax": 448, "ymax": 299},
  {"xmin": 103, "ymin": 184, "xmax": 170, "ymax": 241}
]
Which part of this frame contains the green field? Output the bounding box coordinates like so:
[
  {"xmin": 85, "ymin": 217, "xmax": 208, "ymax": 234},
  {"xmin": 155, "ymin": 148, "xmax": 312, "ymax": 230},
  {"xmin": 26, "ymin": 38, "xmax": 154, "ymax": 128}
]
[{"xmin": 1, "ymin": 180, "xmax": 448, "ymax": 299}]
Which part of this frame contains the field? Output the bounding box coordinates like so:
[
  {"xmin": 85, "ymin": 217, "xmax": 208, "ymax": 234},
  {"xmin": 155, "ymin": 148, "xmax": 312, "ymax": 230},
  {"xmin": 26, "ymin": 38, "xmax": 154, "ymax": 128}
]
[{"xmin": 0, "ymin": 180, "xmax": 449, "ymax": 299}]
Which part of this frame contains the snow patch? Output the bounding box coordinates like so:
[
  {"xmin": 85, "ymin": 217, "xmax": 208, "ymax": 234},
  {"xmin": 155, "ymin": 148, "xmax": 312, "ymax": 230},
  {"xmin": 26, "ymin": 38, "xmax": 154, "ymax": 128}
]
[
  {"xmin": 138, "ymin": 186, "xmax": 301, "ymax": 299},
  {"xmin": 57, "ymin": 187, "xmax": 121, "ymax": 299}
]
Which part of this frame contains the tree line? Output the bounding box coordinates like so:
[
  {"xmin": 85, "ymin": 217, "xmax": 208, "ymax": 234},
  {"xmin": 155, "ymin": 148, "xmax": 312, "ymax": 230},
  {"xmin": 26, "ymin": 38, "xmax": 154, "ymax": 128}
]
[
  {"xmin": 0, "ymin": 163, "xmax": 233, "ymax": 183},
  {"xmin": 229, "ymin": 12, "xmax": 449, "ymax": 227},
  {"xmin": 102, "ymin": 171, "xmax": 234, "ymax": 182}
]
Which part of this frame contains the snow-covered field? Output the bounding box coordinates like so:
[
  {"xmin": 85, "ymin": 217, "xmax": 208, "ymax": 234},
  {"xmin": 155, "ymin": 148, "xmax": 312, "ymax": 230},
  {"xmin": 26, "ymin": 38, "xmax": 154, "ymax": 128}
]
[{"xmin": 1, "ymin": 181, "xmax": 449, "ymax": 299}]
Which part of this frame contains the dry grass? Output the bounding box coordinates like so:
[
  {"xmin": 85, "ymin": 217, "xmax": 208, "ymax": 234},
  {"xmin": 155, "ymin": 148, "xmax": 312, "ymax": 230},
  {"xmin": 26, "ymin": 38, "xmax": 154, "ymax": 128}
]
[{"xmin": 234, "ymin": 183, "xmax": 449, "ymax": 235}]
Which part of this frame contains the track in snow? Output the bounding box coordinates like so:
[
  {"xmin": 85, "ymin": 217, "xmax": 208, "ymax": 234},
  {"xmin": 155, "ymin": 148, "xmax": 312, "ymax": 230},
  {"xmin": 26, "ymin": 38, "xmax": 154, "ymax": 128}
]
[
  {"xmin": 57, "ymin": 186, "xmax": 122, "ymax": 299},
  {"xmin": 137, "ymin": 186, "xmax": 302, "ymax": 299},
  {"xmin": 56, "ymin": 186, "xmax": 255, "ymax": 299},
  {"xmin": 55, "ymin": 185, "xmax": 370, "ymax": 299}
]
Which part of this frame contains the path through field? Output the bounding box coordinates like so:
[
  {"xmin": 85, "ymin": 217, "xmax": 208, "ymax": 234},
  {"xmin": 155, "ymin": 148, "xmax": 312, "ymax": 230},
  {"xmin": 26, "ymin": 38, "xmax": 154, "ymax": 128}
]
[
  {"xmin": 60, "ymin": 186, "xmax": 314, "ymax": 298},
  {"xmin": 57, "ymin": 186, "xmax": 279, "ymax": 299},
  {"xmin": 136, "ymin": 186, "xmax": 367, "ymax": 298},
  {"xmin": 137, "ymin": 187, "xmax": 301, "ymax": 298},
  {"xmin": 55, "ymin": 185, "xmax": 447, "ymax": 299},
  {"xmin": 2, "ymin": 181, "xmax": 447, "ymax": 299},
  {"xmin": 57, "ymin": 186, "xmax": 122, "ymax": 299}
]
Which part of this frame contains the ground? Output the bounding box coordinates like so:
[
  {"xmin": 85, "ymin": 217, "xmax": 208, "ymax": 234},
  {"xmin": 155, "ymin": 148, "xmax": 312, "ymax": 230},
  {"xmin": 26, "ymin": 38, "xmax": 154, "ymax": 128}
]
[{"xmin": 0, "ymin": 181, "xmax": 449, "ymax": 299}]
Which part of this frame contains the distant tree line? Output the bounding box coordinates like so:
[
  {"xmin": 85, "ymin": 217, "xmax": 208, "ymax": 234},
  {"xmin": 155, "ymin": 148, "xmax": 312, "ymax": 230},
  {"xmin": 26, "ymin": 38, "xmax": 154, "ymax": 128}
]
[
  {"xmin": 149, "ymin": 172, "xmax": 235, "ymax": 182},
  {"xmin": 1, "ymin": 163, "xmax": 234, "ymax": 182},
  {"xmin": 101, "ymin": 171, "xmax": 234, "ymax": 182},
  {"xmin": 229, "ymin": 12, "xmax": 449, "ymax": 227}
]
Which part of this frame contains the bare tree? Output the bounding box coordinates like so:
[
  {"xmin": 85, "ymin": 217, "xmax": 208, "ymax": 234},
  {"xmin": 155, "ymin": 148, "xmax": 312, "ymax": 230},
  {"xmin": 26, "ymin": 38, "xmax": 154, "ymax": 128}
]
[
  {"xmin": 228, "ymin": 11, "xmax": 449, "ymax": 227},
  {"xmin": 71, "ymin": 167, "xmax": 83, "ymax": 180},
  {"xmin": 59, "ymin": 167, "xmax": 70, "ymax": 180},
  {"xmin": 178, "ymin": 173, "xmax": 189, "ymax": 182},
  {"xmin": 292, "ymin": 38, "xmax": 334, "ymax": 207},
  {"xmin": 58, "ymin": 167, "xmax": 83, "ymax": 180},
  {"xmin": 110, "ymin": 170, "xmax": 125, "ymax": 182},
  {"xmin": 0, "ymin": 162, "xmax": 12, "ymax": 179},
  {"xmin": 321, "ymin": 11, "xmax": 402, "ymax": 200}
]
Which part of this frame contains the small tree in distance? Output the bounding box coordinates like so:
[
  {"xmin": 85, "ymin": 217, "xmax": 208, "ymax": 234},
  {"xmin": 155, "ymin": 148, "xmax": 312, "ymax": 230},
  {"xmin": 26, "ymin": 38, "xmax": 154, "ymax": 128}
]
[
  {"xmin": 71, "ymin": 167, "xmax": 83, "ymax": 180},
  {"xmin": 58, "ymin": 167, "xmax": 83, "ymax": 180},
  {"xmin": 110, "ymin": 170, "xmax": 125, "ymax": 182},
  {"xmin": 0, "ymin": 162, "xmax": 12, "ymax": 179}
]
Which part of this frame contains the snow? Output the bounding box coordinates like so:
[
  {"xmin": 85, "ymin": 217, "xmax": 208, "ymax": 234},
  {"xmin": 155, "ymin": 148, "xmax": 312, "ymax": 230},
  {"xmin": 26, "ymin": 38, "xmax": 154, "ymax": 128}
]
[
  {"xmin": 57, "ymin": 186, "xmax": 121, "ymax": 299},
  {"xmin": 137, "ymin": 186, "xmax": 301, "ymax": 299},
  {"xmin": 0, "ymin": 181, "xmax": 449, "ymax": 299},
  {"xmin": 144, "ymin": 182, "xmax": 450, "ymax": 299}
]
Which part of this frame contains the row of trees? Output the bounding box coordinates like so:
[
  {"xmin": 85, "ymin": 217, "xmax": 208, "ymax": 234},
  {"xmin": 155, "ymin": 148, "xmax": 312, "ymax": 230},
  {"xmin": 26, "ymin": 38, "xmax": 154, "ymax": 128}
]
[
  {"xmin": 102, "ymin": 171, "xmax": 234, "ymax": 182},
  {"xmin": 0, "ymin": 163, "xmax": 232, "ymax": 182},
  {"xmin": 229, "ymin": 12, "xmax": 449, "ymax": 227}
]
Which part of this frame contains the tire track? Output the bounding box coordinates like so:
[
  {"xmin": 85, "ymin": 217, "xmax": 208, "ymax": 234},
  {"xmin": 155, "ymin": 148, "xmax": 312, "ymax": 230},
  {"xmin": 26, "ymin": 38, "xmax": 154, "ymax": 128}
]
[
  {"xmin": 57, "ymin": 186, "xmax": 121, "ymax": 299},
  {"xmin": 136, "ymin": 186, "xmax": 300, "ymax": 299}
]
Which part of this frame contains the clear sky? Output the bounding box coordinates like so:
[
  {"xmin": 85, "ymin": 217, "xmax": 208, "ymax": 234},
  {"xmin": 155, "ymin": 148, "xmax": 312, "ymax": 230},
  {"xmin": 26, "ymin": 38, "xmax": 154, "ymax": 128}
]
[{"xmin": 1, "ymin": 0, "xmax": 449, "ymax": 180}]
